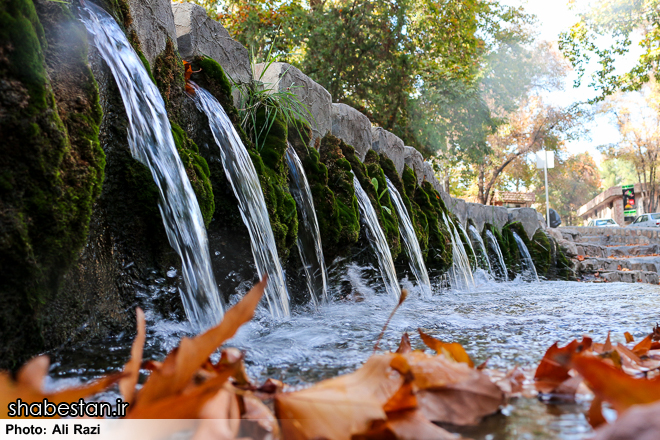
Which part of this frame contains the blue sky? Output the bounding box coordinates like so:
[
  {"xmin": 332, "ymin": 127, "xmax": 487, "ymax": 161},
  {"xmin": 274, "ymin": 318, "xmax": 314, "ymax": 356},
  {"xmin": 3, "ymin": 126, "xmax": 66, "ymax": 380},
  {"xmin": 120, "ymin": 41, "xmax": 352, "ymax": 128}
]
[{"xmin": 502, "ymin": 0, "xmax": 645, "ymax": 165}]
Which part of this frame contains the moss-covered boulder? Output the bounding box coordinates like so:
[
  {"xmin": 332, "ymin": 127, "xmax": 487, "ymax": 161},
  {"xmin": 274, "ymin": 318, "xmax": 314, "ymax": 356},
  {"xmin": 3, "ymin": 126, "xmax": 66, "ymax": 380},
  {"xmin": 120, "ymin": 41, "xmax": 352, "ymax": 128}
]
[
  {"xmin": 338, "ymin": 142, "xmax": 401, "ymax": 260},
  {"xmin": 482, "ymin": 223, "xmax": 510, "ymax": 280},
  {"xmin": 400, "ymin": 166, "xmax": 429, "ymax": 252},
  {"xmin": 413, "ymin": 181, "xmax": 452, "ymax": 272},
  {"xmin": 0, "ymin": 0, "xmax": 106, "ymax": 368},
  {"xmin": 502, "ymin": 221, "xmax": 539, "ymax": 279},
  {"xmin": 528, "ymin": 229, "xmax": 552, "ymax": 278}
]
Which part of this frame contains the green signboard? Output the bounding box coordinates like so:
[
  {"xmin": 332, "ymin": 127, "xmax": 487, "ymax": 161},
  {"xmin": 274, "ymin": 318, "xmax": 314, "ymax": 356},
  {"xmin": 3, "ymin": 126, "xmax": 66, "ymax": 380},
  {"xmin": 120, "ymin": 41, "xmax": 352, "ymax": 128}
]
[{"xmin": 622, "ymin": 184, "xmax": 636, "ymax": 221}]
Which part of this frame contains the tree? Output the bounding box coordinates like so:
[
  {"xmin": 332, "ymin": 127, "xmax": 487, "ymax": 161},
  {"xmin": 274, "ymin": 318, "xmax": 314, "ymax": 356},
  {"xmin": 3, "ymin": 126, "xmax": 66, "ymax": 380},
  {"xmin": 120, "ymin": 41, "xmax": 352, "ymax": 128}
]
[
  {"xmin": 599, "ymin": 86, "xmax": 660, "ymax": 212},
  {"xmin": 600, "ymin": 158, "xmax": 638, "ymax": 188},
  {"xmin": 559, "ymin": 0, "xmax": 660, "ymax": 101},
  {"xmin": 473, "ymin": 95, "xmax": 586, "ymax": 205}
]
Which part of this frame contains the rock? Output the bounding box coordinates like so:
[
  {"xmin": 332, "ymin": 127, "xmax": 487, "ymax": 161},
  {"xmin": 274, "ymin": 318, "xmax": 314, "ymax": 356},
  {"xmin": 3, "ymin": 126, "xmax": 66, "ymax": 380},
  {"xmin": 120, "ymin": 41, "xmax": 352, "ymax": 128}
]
[
  {"xmin": 557, "ymin": 239, "xmax": 578, "ymax": 257},
  {"xmin": 508, "ymin": 207, "xmax": 541, "ymax": 239},
  {"xmin": 127, "ymin": 0, "xmax": 178, "ymax": 65},
  {"xmin": 253, "ymin": 62, "xmax": 332, "ymax": 145},
  {"xmin": 371, "ymin": 127, "xmax": 405, "ymax": 174},
  {"xmin": 421, "ymin": 162, "xmax": 445, "ymax": 194},
  {"xmin": 446, "ymin": 197, "xmax": 468, "ymax": 227},
  {"xmin": 403, "ymin": 146, "xmax": 426, "ymax": 184},
  {"xmin": 546, "ymin": 228, "xmax": 562, "ymax": 241},
  {"xmin": 171, "ymin": 2, "xmax": 252, "ymax": 85},
  {"xmin": 331, "ymin": 104, "xmax": 372, "ymax": 160}
]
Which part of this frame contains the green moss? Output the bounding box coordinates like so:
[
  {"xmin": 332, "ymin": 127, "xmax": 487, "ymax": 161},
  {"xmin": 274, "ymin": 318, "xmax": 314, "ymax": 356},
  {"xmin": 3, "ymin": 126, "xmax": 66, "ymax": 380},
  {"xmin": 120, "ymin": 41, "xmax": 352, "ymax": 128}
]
[
  {"xmin": 414, "ymin": 181, "xmax": 452, "ymax": 272},
  {"xmin": 555, "ymin": 242, "xmax": 575, "ymax": 281},
  {"xmin": 529, "ymin": 229, "xmax": 552, "ymax": 278},
  {"xmin": 502, "ymin": 222, "xmax": 537, "ymax": 277},
  {"xmin": 339, "ymin": 144, "xmax": 401, "ymax": 259},
  {"xmin": 171, "ymin": 123, "xmax": 214, "ymax": 226},
  {"xmin": 0, "ymin": 0, "xmax": 105, "ymax": 367},
  {"xmin": 400, "ymin": 165, "xmax": 429, "ymax": 251},
  {"xmin": 153, "ymin": 38, "xmax": 185, "ymax": 107},
  {"xmin": 452, "ymin": 214, "xmax": 477, "ymax": 269}
]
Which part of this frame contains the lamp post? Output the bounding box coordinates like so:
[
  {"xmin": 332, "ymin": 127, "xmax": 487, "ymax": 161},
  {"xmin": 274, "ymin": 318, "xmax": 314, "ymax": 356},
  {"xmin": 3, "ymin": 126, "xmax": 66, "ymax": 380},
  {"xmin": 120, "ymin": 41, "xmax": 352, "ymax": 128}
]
[{"xmin": 536, "ymin": 150, "xmax": 554, "ymax": 228}]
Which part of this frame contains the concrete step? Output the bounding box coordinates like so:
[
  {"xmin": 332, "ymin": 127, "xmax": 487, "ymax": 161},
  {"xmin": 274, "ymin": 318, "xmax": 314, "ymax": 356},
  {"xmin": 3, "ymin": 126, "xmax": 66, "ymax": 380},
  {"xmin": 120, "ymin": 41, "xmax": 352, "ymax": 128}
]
[
  {"xmin": 574, "ymin": 243, "xmax": 660, "ymax": 258},
  {"xmin": 591, "ymin": 270, "xmax": 660, "ymax": 284},
  {"xmin": 577, "ymin": 256, "xmax": 660, "ymax": 273}
]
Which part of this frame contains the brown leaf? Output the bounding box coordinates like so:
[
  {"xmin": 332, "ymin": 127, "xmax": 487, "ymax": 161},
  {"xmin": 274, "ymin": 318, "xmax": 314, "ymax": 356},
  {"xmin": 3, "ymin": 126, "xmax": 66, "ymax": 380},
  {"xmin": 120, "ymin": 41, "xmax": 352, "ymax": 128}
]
[
  {"xmin": 239, "ymin": 391, "xmax": 281, "ymax": 440},
  {"xmin": 119, "ymin": 308, "xmax": 146, "ymax": 404},
  {"xmin": 354, "ymin": 409, "xmax": 462, "ymax": 440},
  {"xmin": 534, "ymin": 337, "xmax": 592, "ymax": 393},
  {"xmin": 593, "ymin": 400, "xmax": 660, "ymax": 440},
  {"xmin": 588, "ymin": 396, "xmax": 607, "ymax": 429},
  {"xmin": 134, "ymin": 276, "xmax": 266, "ymax": 408},
  {"xmin": 418, "ymin": 329, "xmax": 474, "ymax": 367},
  {"xmin": 192, "ymin": 385, "xmax": 241, "ymax": 440},
  {"xmin": 625, "ymin": 332, "xmax": 635, "ymax": 343},
  {"xmin": 495, "ymin": 367, "xmax": 525, "ymax": 398},
  {"xmin": 275, "ymin": 354, "xmax": 402, "ymax": 440},
  {"xmin": 393, "ymin": 351, "xmax": 504, "ymax": 426},
  {"xmin": 571, "ymin": 355, "xmax": 660, "ymax": 412},
  {"xmin": 633, "ymin": 334, "xmax": 653, "ymax": 357},
  {"xmin": 395, "ymin": 333, "xmax": 412, "ymax": 354}
]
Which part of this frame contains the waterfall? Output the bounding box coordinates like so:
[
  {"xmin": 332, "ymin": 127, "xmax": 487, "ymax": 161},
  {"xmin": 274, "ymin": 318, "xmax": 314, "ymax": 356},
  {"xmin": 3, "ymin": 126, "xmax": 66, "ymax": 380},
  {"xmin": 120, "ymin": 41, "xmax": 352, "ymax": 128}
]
[
  {"xmin": 457, "ymin": 222, "xmax": 477, "ymax": 270},
  {"xmin": 285, "ymin": 146, "xmax": 328, "ymax": 306},
  {"xmin": 79, "ymin": 3, "xmax": 223, "ymax": 329},
  {"xmin": 442, "ymin": 214, "xmax": 475, "ymax": 290},
  {"xmin": 468, "ymin": 225, "xmax": 493, "ymax": 275},
  {"xmin": 353, "ymin": 176, "xmax": 400, "ymax": 300},
  {"xmin": 190, "ymin": 84, "xmax": 290, "ymax": 317},
  {"xmin": 385, "ymin": 177, "xmax": 432, "ymax": 298},
  {"xmin": 485, "ymin": 230, "xmax": 509, "ymax": 282},
  {"xmin": 512, "ymin": 231, "xmax": 540, "ymax": 282}
]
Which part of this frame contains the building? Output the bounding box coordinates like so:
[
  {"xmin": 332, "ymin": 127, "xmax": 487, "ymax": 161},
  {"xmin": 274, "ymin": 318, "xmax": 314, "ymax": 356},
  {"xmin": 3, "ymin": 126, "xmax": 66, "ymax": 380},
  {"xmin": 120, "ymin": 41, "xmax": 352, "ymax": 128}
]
[
  {"xmin": 490, "ymin": 191, "xmax": 536, "ymax": 208},
  {"xmin": 577, "ymin": 183, "xmax": 660, "ymax": 226}
]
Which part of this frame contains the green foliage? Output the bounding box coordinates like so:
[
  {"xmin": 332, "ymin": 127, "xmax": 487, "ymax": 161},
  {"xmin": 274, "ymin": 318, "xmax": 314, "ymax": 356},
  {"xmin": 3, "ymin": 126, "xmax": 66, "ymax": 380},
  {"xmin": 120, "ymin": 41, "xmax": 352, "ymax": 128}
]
[
  {"xmin": 559, "ymin": 0, "xmax": 660, "ymax": 101},
  {"xmin": 600, "ymin": 158, "xmax": 637, "ymax": 189}
]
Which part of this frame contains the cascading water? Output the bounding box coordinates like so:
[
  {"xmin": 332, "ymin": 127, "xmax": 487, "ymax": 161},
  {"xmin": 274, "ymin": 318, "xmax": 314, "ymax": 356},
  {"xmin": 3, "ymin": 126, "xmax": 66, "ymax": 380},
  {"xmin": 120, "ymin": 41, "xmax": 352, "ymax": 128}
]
[
  {"xmin": 485, "ymin": 229, "xmax": 509, "ymax": 281},
  {"xmin": 468, "ymin": 224, "xmax": 493, "ymax": 275},
  {"xmin": 512, "ymin": 231, "xmax": 540, "ymax": 282},
  {"xmin": 285, "ymin": 146, "xmax": 328, "ymax": 306},
  {"xmin": 79, "ymin": 3, "xmax": 223, "ymax": 329},
  {"xmin": 190, "ymin": 84, "xmax": 290, "ymax": 317},
  {"xmin": 353, "ymin": 176, "xmax": 400, "ymax": 300},
  {"xmin": 385, "ymin": 177, "xmax": 431, "ymax": 297},
  {"xmin": 457, "ymin": 222, "xmax": 477, "ymax": 270},
  {"xmin": 442, "ymin": 214, "xmax": 475, "ymax": 290}
]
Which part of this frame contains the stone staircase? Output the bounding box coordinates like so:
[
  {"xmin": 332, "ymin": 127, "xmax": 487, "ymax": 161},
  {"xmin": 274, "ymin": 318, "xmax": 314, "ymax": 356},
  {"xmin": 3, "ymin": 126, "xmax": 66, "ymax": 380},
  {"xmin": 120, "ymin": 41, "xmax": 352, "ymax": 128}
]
[{"xmin": 549, "ymin": 227, "xmax": 660, "ymax": 284}]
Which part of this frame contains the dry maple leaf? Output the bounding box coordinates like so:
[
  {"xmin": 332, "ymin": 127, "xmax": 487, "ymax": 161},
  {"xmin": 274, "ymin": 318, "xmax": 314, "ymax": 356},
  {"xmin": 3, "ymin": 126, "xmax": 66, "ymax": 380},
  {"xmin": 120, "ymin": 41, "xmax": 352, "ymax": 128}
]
[
  {"xmin": 0, "ymin": 356, "xmax": 123, "ymax": 419},
  {"xmin": 119, "ymin": 308, "xmax": 146, "ymax": 405},
  {"xmin": 396, "ymin": 333, "xmax": 412, "ymax": 354},
  {"xmin": 593, "ymin": 400, "xmax": 660, "ymax": 440},
  {"xmin": 588, "ymin": 396, "xmax": 607, "ymax": 429},
  {"xmin": 275, "ymin": 354, "xmax": 403, "ymax": 440},
  {"xmin": 571, "ymin": 356, "xmax": 660, "ymax": 413},
  {"xmin": 577, "ymin": 255, "xmax": 585, "ymax": 261},
  {"xmin": 418, "ymin": 329, "xmax": 474, "ymax": 367},
  {"xmin": 534, "ymin": 337, "xmax": 592, "ymax": 394},
  {"xmin": 183, "ymin": 60, "xmax": 202, "ymax": 95},
  {"xmin": 625, "ymin": 332, "xmax": 635, "ymax": 343},
  {"xmin": 132, "ymin": 276, "xmax": 267, "ymax": 410}
]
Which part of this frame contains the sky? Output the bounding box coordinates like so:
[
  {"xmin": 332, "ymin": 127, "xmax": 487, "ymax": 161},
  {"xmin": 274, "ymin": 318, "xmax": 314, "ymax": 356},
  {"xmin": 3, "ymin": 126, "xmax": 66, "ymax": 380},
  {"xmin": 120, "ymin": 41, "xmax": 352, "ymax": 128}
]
[{"xmin": 501, "ymin": 0, "xmax": 646, "ymax": 165}]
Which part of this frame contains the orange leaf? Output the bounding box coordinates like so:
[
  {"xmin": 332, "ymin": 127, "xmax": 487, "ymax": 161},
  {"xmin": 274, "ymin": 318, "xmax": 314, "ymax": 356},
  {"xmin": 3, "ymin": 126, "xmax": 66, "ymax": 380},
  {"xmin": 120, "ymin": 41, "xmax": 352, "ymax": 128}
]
[
  {"xmin": 383, "ymin": 381, "xmax": 417, "ymax": 413},
  {"xmin": 354, "ymin": 409, "xmax": 459, "ymax": 440},
  {"xmin": 119, "ymin": 308, "xmax": 146, "ymax": 405},
  {"xmin": 588, "ymin": 396, "xmax": 607, "ymax": 429},
  {"xmin": 633, "ymin": 334, "xmax": 653, "ymax": 356},
  {"xmin": 624, "ymin": 332, "xmax": 634, "ymax": 343},
  {"xmin": 534, "ymin": 337, "xmax": 592, "ymax": 393},
  {"xmin": 134, "ymin": 276, "xmax": 267, "ymax": 408},
  {"xmin": 571, "ymin": 355, "xmax": 660, "ymax": 412},
  {"xmin": 418, "ymin": 329, "xmax": 474, "ymax": 367},
  {"xmin": 238, "ymin": 391, "xmax": 280, "ymax": 440}
]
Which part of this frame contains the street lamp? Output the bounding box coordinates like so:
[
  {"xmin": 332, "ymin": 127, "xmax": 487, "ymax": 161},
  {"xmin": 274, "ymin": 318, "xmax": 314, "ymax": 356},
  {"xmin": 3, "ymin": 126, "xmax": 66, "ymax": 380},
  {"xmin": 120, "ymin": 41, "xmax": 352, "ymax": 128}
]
[{"xmin": 536, "ymin": 150, "xmax": 554, "ymax": 228}]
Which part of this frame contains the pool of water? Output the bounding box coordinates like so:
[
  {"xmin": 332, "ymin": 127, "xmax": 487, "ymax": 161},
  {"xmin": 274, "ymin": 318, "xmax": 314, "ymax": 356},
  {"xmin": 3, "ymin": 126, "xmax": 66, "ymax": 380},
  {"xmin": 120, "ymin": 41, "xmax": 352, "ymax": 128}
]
[{"xmin": 47, "ymin": 270, "xmax": 660, "ymax": 439}]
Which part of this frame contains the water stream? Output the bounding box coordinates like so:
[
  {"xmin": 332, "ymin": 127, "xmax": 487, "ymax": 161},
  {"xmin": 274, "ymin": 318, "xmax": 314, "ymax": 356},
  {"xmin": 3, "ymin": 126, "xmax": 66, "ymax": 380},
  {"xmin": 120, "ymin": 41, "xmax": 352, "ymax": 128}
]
[
  {"xmin": 190, "ymin": 83, "xmax": 290, "ymax": 317},
  {"xmin": 353, "ymin": 176, "xmax": 400, "ymax": 300},
  {"xmin": 385, "ymin": 177, "xmax": 432, "ymax": 298},
  {"xmin": 443, "ymin": 213, "xmax": 476, "ymax": 290},
  {"xmin": 285, "ymin": 146, "xmax": 328, "ymax": 306},
  {"xmin": 486, "ymin": 229, "xmax": 509, "ymax": 282},
  {"xmin": 469, "ymin": 224, "xmax": 493, "ymax": 275},
  {"xmin": 79, "ymin": 3, "xmax": 223, "ymax": 329},
  {"xmin": 513, "ymin": 231, "xmax": 540, "ymax": 282}
]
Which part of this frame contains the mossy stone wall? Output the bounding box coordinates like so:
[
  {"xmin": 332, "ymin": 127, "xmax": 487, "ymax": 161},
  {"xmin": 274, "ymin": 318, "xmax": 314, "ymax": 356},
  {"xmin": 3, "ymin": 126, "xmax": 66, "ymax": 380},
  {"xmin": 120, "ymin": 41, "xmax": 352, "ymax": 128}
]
[{"xmin": 0, "ymin": 0, "xmax": 106, "ymax": 368}]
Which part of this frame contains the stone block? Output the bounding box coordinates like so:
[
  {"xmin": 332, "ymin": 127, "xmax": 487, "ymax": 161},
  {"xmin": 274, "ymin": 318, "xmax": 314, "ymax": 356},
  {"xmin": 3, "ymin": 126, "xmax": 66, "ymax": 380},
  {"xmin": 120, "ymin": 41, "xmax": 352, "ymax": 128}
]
[
  {"xmin": 403, "ymin": 146, "xmax": 425, "ymax": 183},
  {"xmin": 466, "ymin": 203, "xmax": 487, "ymax": 233},
  {"xmin": 507, "ymin": 207, "xmax": 541, "ymax": 240},
  {"xmin": 371, "ymin": 127, "xmax": 405, "ymax": 174},
  {"xmin": 172, "ymin": 2, "xmax": 252, "ymax": 85},
  {"xmin": 421, "ymin": 162, "xmax": 445, "ymax": 194},
  {"xmin": 331, "ymin": 104, "xmax": 372, "ymax": 161},
  {"xmin": 253, "ymin": 62, "xmax": 332, "ymax": 145},
  {"xmin": 445, "ymin": 197, "xmax": 468, "ymax": 227},
  {"xmin": 127, "ymin": 0, "xmax": 178, "ymax": 66}
]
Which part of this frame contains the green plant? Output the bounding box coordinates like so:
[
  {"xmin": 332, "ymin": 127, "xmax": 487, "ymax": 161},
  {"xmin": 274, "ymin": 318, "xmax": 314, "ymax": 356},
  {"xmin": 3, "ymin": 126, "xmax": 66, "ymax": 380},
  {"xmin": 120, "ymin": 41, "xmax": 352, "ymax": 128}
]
[
  {"xmin": 371, "ymin": 177, "xmax": 392, "ymax": 215},
  {"xmin": 232, "ymin": 44, "xmax": 314, "ymax": 152}
]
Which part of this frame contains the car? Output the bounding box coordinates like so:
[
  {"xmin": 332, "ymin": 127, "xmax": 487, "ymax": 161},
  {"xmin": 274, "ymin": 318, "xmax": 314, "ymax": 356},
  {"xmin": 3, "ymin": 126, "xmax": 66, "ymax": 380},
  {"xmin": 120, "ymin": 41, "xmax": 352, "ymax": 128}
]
[
  {"xmin": 587, "ymin": 218, "xmax": 619, "ymax": 227},
  {"xmin": 628, "ymin": 213, "xmax": 660, "ymax": 227}
]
